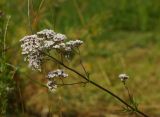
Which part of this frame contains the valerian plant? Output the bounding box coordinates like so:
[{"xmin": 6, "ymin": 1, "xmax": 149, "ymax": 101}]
[{"xmin": 20, "ymin": 29, "xmax": 149, "ymax": 117}]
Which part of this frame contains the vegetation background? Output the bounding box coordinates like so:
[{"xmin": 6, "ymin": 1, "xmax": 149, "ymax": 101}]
[{"xmin": 1, "ymin": 0, "xmax": 160, "ymax": 116}]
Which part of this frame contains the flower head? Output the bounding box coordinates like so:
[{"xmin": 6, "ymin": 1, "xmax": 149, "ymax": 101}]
[
  {"xmin": 118, "ymin": 73, "xmax": 129, "ymax": 83},
  {"xmin": 20, "ymin": 29, "xmax": 83, "ymax": 71},
  {"xmin": 46, "ymin": 80, "xmax": 57, "ymax": 92}
]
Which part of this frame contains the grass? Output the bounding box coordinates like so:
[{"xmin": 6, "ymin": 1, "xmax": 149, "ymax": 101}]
[{"xmin": 1, "ymin": 0, "xmax": 160, "ymax": 116}]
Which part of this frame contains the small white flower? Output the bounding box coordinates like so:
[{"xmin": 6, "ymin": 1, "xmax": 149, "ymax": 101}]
[{"xmin": 118, "ymin": 73, "xmax": 129, "ymax": 82}]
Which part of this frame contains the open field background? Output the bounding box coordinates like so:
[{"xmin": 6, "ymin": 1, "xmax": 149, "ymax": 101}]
[{"xmin": 1, "ymin": 0, "xmax": 160, "ymax": 116}]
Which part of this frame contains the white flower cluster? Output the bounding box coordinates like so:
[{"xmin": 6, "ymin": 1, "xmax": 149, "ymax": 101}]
[
  {"xmin": 36, "ymin": 29, "xmax": 67, "ymax": 49},
  {"xmin": 53, "ymin": 39, "xmax": 83, "ymax": 54},
  {"xmin": 47, "ymin": 69, "xmax": 68, "ymax": 79},
  {"xmin": 66, "ymin": 40, "xmax": 83, "ymax": 48},
  {"xmin": 37, "ymin": 29, "xmax": 56, "ymax": 39},
  {"xmin": 53, "ymin": 42, "xmax": 71, "ymax": 52},
  {"xmin": 20, "ymin": 29, "xmax": 83, "ymax": 92},
  {"xmin": 20, "ymin": 35, "xmax": 43, "ymax": 71},
  {"xmin": 46, "ymin": 69, "xmax": 68, "ymax": 92},
  {"xmin": 20, "ymin": 29, "xmax": 83, "ymax": 71},
  {"xmin": 46, "ymin": 80, "xmax": 57, "ymax": 92},
  {"xmin": 118, "ymin": 73, "xmax": 129, "ymax": 83}
]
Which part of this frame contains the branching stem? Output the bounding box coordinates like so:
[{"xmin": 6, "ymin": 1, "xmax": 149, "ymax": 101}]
[{"xmin": 42, "ymin": 52, "xmax": 149, "ymax": 117}]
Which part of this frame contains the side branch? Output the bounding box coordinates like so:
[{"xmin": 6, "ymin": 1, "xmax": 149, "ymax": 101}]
[{"xmin": 43, "ymin": 52, "xmax": 149, "ymax": 117}]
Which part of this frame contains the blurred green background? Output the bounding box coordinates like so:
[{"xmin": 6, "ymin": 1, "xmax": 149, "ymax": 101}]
[{"xmin": 1, "ymin": 0, "xmax": 160, "ymax": 116}]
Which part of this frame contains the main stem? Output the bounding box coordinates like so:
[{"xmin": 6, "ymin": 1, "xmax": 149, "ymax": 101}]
[{"xmin": 45, "ymin": 53, "xmax": 149, "ymax": 117}]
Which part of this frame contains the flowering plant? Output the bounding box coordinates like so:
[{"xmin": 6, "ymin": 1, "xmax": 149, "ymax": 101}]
[{"xmin": 20, "ymin": 29, "xmax": 149, "ymax": 117}]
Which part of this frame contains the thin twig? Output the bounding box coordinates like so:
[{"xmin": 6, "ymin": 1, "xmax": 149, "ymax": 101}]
[
  {"xmin": 77, "ymin": 48, "xmax": 89, "ymax": 79},
  {"xmin": 38, "ymin": 0, "xmax": 45, "ymax": 13},
  {"xmin": 124, "ymin": 83, "xmax": 132, "ymax": 103},
  {"xmin": 17, "ymin": 83, "xmax": 25, "ymax": 114},
  {"xmin": 60, "ymin": 77, "xmax": 64, "ymax": 85},
  {"xmin": 124, "ymin": 83, "xmax": 138, "ymax": 111},
  {"xmin": 33, "ymin": 0, "xmax": 45, "ymax": 27},
  {"xmin": 72, "ymin": 0, "xmax": 85, "ymax": 26}
]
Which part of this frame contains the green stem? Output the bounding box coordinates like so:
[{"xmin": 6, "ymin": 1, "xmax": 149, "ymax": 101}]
[
  {"xmin": 28, "ymin": 0, "xmax": 33, "ymax": 34},
  {"xmin": 72, "ymin": 0, "xmax": 85, "ymax": 26}
]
